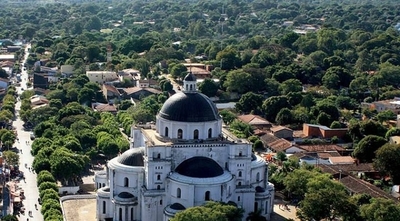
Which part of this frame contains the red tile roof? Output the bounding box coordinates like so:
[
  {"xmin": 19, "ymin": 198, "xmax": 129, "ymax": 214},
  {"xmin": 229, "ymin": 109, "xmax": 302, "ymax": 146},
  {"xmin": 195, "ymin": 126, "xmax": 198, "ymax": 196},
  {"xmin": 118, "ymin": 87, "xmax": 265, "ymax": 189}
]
[
  {"xmin": 297, "ymin": 144, "xmax": 345, "ymax": 152},
  {"xmin": 237, "ymin": 114, "xmax": 271, "ymax": 125},
  {"xmin": 268, "ymin": 138, "xmax": 294, "ymax": 152}
]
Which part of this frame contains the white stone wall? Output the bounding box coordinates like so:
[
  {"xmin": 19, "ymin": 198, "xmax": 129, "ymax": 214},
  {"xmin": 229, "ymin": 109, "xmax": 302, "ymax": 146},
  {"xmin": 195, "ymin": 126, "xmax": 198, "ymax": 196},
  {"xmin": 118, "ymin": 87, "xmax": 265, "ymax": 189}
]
[{"xmin": 156, "ymin": 116, "xmax": 222, "ymax": 140}]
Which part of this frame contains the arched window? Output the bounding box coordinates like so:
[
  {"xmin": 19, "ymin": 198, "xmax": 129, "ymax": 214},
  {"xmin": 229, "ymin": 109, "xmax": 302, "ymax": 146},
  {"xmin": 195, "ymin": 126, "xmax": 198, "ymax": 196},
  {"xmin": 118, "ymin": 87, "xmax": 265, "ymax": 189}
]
[
  {"xmin": 124, "ymin": 177, "xmax": 129, "ymax": 187},
  {"xmin": 157, "ymin": 175, "xmax": 161, "ymax": 180},
  {"xmin": 157, "ymin": 153, "xmax": 161, "ymax": 159},
  {"xmin": 177, "ymin": 188, "xmax": 181, "ymax": 198},
  {"xmin": 238, "ymin": 182, "xmax": 242, "ymax": 186},
  {"xmin": 157, "ymin": 185, "xmax": 161, "ymax": 190},
  {"xmin": 238, "ymin": 196, "xmax": 241, "ymax": 202},
  {"xmin": 239, "ymin": 151, "xmax": 242, "ymax": 156},
  {"xmin": 186, "ymin": 84, "xmax": 188, "ymax": 91},
  {"xmin": 165, "ymin": 127, "xmax": 169, "ymax": 137},
  {"xmin": 131, "ymin": 208, "xmax": 134, "ymax": 220},
  {"xmin": 254, "ymin": 202, "xmax": 258, "ymax": 212},
  {"xmin": 177, "ymin": 129, "xmax": 183, "ymax": 139},
  {"xmin": 208, "ymin": 128, "xmax": 212, "ymax": 138},
  {"xmin": 190, "ymin": 84, "xmax": 193, "ymax": 90},
  {"xmin": 102, "ymin": 201, "xmax": 106, "ymax": 214},
  {"xmin": 238, "ymin": 171, "xmax": 242, "ymax": 177},
  {"xmin": 256, "ymin": 172, "xmax": 260, "ymax": 181},
  {"xmin": 160, "ymin": 200, "xmax": 163, "ymax": 205},
  {"xmin": 193, "ymin": 129, "xmax": 199, "ymax": 139},
  {"xmin": 119, "ymin": 208, "xmax": 123, "ymax": 221},
  {"xmin": 205, "ymin": 191, "xmax": 210, "ymax": 201}
]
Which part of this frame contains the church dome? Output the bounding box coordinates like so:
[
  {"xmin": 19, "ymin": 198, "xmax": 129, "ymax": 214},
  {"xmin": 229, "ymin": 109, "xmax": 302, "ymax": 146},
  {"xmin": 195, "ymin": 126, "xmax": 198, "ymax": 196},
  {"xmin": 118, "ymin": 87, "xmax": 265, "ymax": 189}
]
[
  {"xmin": 170, "ymin": 203, "xmax": 186, "ymax": 210},
  {"xmin": 175, "ymin": 157, "xmax": 224, "ymax": 178},
  {"xmin": 117, "ymin": 148, "xmax": 144, "ymax": 167},
  {"xmin": 159, "ymin": 92, "xmax": 220, "ymax": 122},
  {"xmin": 183, "ymin": 72, "xmax": 196, "ymax": 81}
]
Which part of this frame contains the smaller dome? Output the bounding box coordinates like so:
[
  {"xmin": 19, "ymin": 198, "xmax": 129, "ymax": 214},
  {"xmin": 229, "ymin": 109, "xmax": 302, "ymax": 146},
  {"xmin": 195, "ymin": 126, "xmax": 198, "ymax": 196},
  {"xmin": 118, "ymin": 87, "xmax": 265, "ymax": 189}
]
[
  {"xmin": 117, "ymin": 147, "xmax": 144, "ymax": 166},
  {"xmin": 175, "ymin": 157, "xmax": 223, "ymax": 178},
  {"xmin": 170, "ymin": 203, "xmax": 186, "ymax": 210},
  {"xmin": 117, "ymin": 192, "xmax": 135, "ymax": 199},
  {"xmin": 255, "ymin": 186, "xmax": 265, "ymax": 193},
  {"xmin": 183, "ymin": 72, "xmax": 196, "ymax": 81},
  {"xmin": 101, "ymin": 187, "xmax": 110, "ymax": 192}
]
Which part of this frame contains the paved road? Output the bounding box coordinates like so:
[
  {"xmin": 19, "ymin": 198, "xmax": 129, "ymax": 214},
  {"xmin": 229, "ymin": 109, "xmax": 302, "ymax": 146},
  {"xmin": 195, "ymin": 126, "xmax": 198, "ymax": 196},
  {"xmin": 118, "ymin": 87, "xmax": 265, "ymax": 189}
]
[{"xmin": 13, "ymin": 44, "xmax": 44, "ymax": 221}]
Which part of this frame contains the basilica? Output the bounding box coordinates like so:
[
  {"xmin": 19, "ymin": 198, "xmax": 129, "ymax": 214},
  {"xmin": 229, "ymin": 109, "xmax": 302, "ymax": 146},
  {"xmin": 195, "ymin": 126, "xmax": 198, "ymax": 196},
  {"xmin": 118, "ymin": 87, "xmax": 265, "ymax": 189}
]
[{"xmin": 95, "ymin": 73, "xmax": 275, "ymax": 221}]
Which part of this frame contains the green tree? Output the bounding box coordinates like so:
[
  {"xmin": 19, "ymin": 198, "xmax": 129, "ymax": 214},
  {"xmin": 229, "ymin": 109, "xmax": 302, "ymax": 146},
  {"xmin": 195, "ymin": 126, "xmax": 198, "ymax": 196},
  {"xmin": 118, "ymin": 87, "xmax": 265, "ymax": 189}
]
[
  {"xmin": 330, "ymin": 121, "xmax": 342, "ymax": 129},
  {"xmin": 170, "ymin": 63, "xmax": 187, "ymax": 79},
  {"xmin": 262, "ymin": 96, "xmax": 291, "ymax": 122},
  {"xmin": 360, "ymin": 198, "xmax": 400, "ymax": 221},
  {"xmin": 171, "ymin": 201, "xmax": 244, "ymax": 221},
  {"xmin": 235, "ymin": 92, "xmax": 263, "ymax": 114},
  {"xmin": 219, "ymin": 110, "xmax": 236, "ymax": 125},
  {"xmin": 297, "ymin": 174, "xmax": 355, "ymax": 221},
  {"xmin": 224, "ymin": 70, "xmax": 252, "ymax": 93},
  {"xmin": 283, "ymin": 168, "xmax": 320, "ymax": 199},
  {"xmin": 1, "ymin": 215, "xmax": 18, "ymax": 221},
  {"xmin": 49, "ymin": 148, "xmax": 87, "ymax": 182},
  {"xmin": 353, "ymin": 135, "xmax": 387, "ymax": 163},
  {"xmin": 275, "ymin": 108, "xmax": 293, "ymax": 125},
  {"xmin": 2, "ymin": 151, "xmax": 19, "ymax": 166},
  {"xmin": 279, "ymin": 79, "xmax": 302, "ymax": 95},
  {"xmin": 385, "ymin": 127, "xmax": 400, "ymax": 139},
  {"xmin": 246, "ymin": 209, "xmax": 266, "ymax": 221},
  {"xmin": 230, "ymin": 120, "xmax": 253, "ymax": 138},
  {"xmin": 376, "ymin": 110, "xmax": 396, "ymax": 123},
  {"xmin": 374, "ymin": 143, "xmax": 400, "ymax": 184},
  {"xmin": 198, "ymin": 78, "xmax": 218, "ymax": 97},
  {"xmin": 37, "ymin": 170, "xmax": 56, "ymax": 186}
]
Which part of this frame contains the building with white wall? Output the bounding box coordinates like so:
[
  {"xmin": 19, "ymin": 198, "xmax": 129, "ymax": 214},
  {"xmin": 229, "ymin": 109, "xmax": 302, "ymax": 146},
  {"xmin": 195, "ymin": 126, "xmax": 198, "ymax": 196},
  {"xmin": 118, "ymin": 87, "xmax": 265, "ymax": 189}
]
[
  {"xmin": 95, "ymin": 73, "xmax": 274, "ymax": 221},
  {"xmin": 86, "ymin": 71, "xmax": 118, "ymax": 84}
]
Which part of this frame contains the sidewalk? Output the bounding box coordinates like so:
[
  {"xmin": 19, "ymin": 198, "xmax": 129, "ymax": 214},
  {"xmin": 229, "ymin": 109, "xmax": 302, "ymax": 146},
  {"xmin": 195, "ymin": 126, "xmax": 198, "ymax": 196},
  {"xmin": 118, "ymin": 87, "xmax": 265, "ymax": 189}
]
[{"xmin": 271, "ymin": 198, "xmax": 300, "ymax": 221}]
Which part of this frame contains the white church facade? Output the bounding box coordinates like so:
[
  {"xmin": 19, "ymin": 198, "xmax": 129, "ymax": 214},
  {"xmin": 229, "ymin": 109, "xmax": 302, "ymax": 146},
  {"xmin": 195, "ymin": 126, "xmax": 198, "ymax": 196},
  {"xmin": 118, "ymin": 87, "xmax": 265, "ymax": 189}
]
[{"xmin": 95, "ymin": 73, "xmax": 275, "ymax": 221}]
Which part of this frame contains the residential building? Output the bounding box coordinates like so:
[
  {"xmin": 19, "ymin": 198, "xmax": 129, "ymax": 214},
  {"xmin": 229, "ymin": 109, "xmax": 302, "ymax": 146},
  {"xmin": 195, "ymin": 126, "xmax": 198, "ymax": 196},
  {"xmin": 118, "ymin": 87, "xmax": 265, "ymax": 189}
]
[
  {"xmin": 266, "ymin": 138, "xmax": 301, "ymax": 153},
  {"xmin": 30, "ymin": 95, "xmax": 49, "ymax": 109},
  {"xmin": 318, "ymin": 164, "xmax": 396, "ymax": 200},
  {"xmin": 102, "ymin": 84, "xmax": 121, "ymax": 101},
  {"xmin": 137, "ymin": 79, "xmax": 159, "ymax": 89},
  {"xmin": 0, "ymin": 54, "xmax": 15, "ymax": 62},
  {"xmin": 86, "ymin": 71, "xmax": 118, "ymax": 84},
  {"xmin": 389, "ymin": 136, "xmax": 400, "ymax": 144},
  {"xmin": 303, "ymin": 123, "xmax": 348, "ymax": 139},
  {"xmin": 183, "ymin": 63, "xmax": 212, "ymax": 79},
  {"xmin": 6, "ymin": 46, "xmax": 21, "ymax": 53},
  {"xmin": 95, "ymin": 73, "xmax": 275, "ymax": 221},
  {"xmin": 0, "ymin": 78, "xmax": 9, "ymax": 89},
  {"xmin": 33, "ymin": 72, "xmax": 58, "ymax": 89},
  {"xmin": 92, "ymin": 103, "xmax": 118, "ymax": 114},
  {"xmin": 362, "ymin": 97, "xmax": 400, "ymax": 114},
  {"xmin": 237, "ymin": 114, "xmax": 272, "ymax": 130},
  {"xmin": 121, "ymin": 87, "xmax": 161, "ymax": 100},
  {"xmin": 270, "ymin": 126, "xmax": 293, "ymax": 140},
  {"xmin": 60, "ymin": 65, "xmax": 74, "ymax": 77}
]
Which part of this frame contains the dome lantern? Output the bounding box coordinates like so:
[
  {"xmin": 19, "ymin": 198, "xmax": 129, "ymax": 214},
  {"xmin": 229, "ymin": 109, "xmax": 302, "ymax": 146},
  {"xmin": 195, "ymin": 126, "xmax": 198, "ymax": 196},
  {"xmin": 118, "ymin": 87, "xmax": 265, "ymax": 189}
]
[{"xmin": 183, "ymin": 72, "xmax": 197, "ymax": 92}]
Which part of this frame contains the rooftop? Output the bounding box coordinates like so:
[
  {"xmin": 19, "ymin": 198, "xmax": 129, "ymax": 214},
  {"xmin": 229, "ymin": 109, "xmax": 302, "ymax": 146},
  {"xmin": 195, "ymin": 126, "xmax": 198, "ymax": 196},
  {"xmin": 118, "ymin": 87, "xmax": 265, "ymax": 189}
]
[
  {"xmin": 271, "ymin": 125, "xmax": 292, "ymax": 133},
  {"xmin": 297, "ymin": 144, "xmax": 345, "ymax": 152},
  {"xmin": 237, "ymin": 114, "xmax": 270, "ymax": 125}
]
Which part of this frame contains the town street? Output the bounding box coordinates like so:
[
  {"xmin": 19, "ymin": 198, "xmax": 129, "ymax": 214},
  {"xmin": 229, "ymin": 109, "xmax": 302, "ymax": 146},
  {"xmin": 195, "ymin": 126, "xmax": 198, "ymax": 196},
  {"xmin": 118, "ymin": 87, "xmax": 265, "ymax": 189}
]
[{"xmin": 13, "ymin": 44, "xmax": 44, "ymax": 221}]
